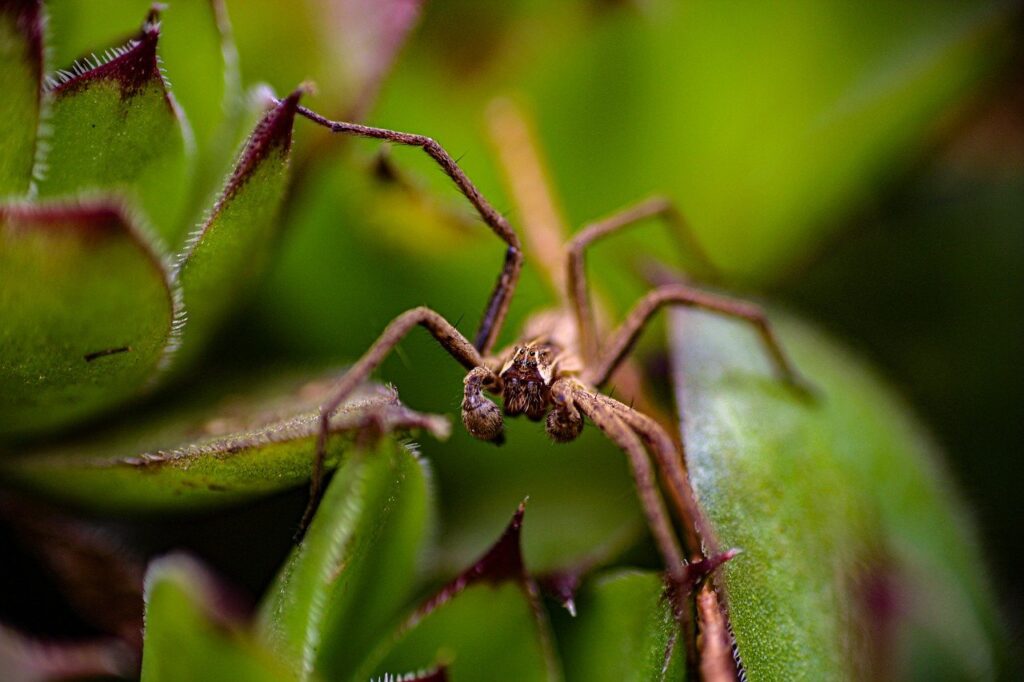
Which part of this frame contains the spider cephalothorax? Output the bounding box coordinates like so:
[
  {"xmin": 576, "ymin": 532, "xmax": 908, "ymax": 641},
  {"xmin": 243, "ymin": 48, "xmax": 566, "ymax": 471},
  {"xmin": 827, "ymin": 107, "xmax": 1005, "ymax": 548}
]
[{"xmin": 297, "ymin": 103, "xmax": 808, "ymax": 678}]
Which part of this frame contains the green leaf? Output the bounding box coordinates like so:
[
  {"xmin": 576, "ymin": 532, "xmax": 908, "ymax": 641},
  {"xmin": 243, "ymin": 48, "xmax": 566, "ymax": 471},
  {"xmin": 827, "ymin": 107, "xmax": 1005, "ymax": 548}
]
[
  {"xmin": 37, "ymin": 13, "xmax": 192, "ymax": 245},
  {"xmin": 559, "ymin": 571, "xmax": 684, "ymax": 682},
  {"xmin": 0, "ymin": 369, "xmax": 448, "ymax": 511},
  {"xmin": 366, "ymin": 583, "xmax": 555, "ymax": 682},
  {"xmin": 174, "ymin": 88, "xmax": 299, "ymax": 363},
  {"xmin": 0, "ymin": 200, "xmax": 178, "ymax": 440},
  {"xmin": 256, "ymin": 440, "xmax": 433, "ymax": 681},
  {"xmin": 140, "ymin": 554, "xmax": 296, "ymax": 682},
  {"xmin": 358, "ymin": 504, "xmax": 562, "ymax": 682},
  {"xmin": 43, "ymin": 0, "xmax": 243, "ymax": 206},
  {"xmin": 670, "ymin": 308, "xmax": 1008, "ymax": 678},
  {"xmin": 0, "ymin": 0, "xmax": 43, "ymax": 196}
]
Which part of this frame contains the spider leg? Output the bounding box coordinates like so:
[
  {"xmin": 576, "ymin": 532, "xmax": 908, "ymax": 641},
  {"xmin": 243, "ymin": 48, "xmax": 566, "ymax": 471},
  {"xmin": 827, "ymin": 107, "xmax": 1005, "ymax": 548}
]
[
  {"xmin": 293, "ymin": 105, "xmax": 523, "ymax": 355},
  {"xmin": 595, "ymin": 393, "xmax": 715, "ymax": 561},
  {"xmin": 584, "ymin": 283, "xmax": 807, "ymax": 391},
  {"xmin": 299, "ymin": 307, "xmax": 484, "ymax": 532},
  {"xmin": 566, "ymin": 197, "xmax": 718, "ymax": 363},
  {"xmin": 564, "ymin": 384, "xmax": 686, "ymax": 585}
]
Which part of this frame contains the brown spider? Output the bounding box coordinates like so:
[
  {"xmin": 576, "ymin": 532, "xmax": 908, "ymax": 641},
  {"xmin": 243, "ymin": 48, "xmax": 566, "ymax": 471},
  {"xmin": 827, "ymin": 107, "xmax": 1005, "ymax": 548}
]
[{"xmin": 292, "ymin": 104, "xmax": 806, "ymax": 618}]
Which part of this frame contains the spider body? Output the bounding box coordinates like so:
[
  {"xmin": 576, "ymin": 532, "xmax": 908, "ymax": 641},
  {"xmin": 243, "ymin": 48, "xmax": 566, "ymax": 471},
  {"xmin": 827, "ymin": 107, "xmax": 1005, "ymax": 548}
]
[
  {"xmin": 294, "ymin": 103, "xmax": 809, "ymax": 677},
  {"xmin": 472, "ymin": 342, "xmax": 578, "ymax": 446}
]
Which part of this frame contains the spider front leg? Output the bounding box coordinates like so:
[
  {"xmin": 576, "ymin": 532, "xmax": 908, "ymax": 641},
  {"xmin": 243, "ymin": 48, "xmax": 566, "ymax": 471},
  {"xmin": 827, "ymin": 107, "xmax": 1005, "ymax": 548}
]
[
  {"xmin": 584, "ymin": 283, "xmax": 808, "ymax": 392},
  {"xmin": 461, "ymin": 366, "xmax": 504, "ymax": 443},
  {"xmin": 566, "ymin": 197, "xmax": 719, "ymax": 363},
  {"xmin": 300, "ymin": 307, "xmax": 484, "ymax": 531},
  {"xmin": 597, "ymin": 394, "xmax": 712, "ymax": 559},
  {"xmin": 294, "ymin": 105, "xmax": 523, "ymax": 355},
  {"xmin": 552, "ymin": 380, "xmax": 686, "ymax": 585}
]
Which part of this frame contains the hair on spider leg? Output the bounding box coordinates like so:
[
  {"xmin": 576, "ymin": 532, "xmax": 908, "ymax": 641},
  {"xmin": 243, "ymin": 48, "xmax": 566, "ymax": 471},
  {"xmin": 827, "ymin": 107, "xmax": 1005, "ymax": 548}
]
[{"xmin": 288, "ymin": 103, "xmax": 810, "ymax": 676}]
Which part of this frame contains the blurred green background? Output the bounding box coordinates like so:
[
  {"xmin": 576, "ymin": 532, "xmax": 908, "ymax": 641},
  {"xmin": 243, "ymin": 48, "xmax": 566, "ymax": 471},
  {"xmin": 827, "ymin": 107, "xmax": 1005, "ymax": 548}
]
[{"xmin": 1, "ymin": 0, "xmax": 1022, "ymax": 676}]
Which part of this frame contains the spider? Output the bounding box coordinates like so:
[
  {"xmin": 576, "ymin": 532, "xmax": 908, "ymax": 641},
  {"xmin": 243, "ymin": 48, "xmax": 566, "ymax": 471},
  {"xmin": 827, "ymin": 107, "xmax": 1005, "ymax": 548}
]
[{"xmin": 291, "ymin": 104, "xmax": 807, "ymax": 615}]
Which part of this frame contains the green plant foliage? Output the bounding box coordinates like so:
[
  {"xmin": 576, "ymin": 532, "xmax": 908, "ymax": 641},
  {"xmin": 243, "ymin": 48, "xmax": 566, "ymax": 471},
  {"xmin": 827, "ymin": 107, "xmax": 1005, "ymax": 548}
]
[
  {"xmin": 37, "ymin": 20, "xmax": 192, "ymax": 245},
  {"xmin": 363, "ymin": 582, "xmax": 557, "ymax": 681},
  {"xmin": 0, "ymin": 201, "xmax": 176, "ymax": 439},
  {"xmin": 0, "ymin": 371, "xmax": 447, "ymax": 511},
  {"xmin": 0, "ymin": 0, "xmax": 41, "ymax": 196},
  {"xmin": 43, "ymin": 0, "xmax": 245, "ymax": 213},
  {"xmin": 671, "ymin": 309, "xmax": 1007, "ymax": 678},
  {"xmin": 357, "ymin": 505, "xmax": 561, "ymax": 682},
  {"xmin": 559, "ymin": 571, "xmax": 684, "ymax": 682},
  {"xmin": 141, "ymin": 554, "xmax": 296, "ymax": 682},
  {"xmin": 0, "ymin": 5, "xmax": 306, "ymax": 442},
  {"xmin": 257, "ymin": 441, "xmax": 433, "ymax": 681},
  {"xmin": 174, "ymin": 90, "xmax": 299, "ymax": 362}
]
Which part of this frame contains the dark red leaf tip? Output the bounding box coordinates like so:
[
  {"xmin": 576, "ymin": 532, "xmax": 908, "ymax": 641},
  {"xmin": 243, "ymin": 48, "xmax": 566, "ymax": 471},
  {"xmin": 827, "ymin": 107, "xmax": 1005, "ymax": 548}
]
[
  {"xmin": 145, "ymin": 3, "xmax": 166, "ymax": 27},
  {"xmin": 218, "ymin": 86, "xmax": 302, "ymax": 203},
  {"xmin": 49, "ymin": 9, "xmax": 163, "ymax": 98},
  {"xmin": 411, "ymin": 501, "xmax": 528, "ymax": 621}
]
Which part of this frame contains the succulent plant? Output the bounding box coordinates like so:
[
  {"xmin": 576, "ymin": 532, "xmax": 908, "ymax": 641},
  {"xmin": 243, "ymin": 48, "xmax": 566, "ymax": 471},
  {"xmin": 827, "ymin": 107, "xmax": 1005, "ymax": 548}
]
[
  {"xmin": 0, "ymin": 1, "xmax": 1018, "ymax": 680},
  {"xmin": 0, "ymin": 2, "xmax": 301, "ymax": 440}
]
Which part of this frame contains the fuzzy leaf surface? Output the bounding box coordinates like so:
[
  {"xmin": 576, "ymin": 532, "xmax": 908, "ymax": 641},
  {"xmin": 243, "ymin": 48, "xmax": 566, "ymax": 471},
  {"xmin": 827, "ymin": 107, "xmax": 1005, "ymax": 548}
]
[
  {"xmin": 37, "ymin": 19, "xmax": 191, "ymax": 245},
  {"xmin": 671, "ymin": 308, "xmax": 1007, "ymax": 679},
  {"xmin": 174, "ymin": 89, "xmax": 298, "ymax": 363},
  {"xmin": 0, "ymin": 201, "xmax": 176, "ymax": 440},
  {"xmin": 0, "ymin": 0, "xmax": 43, "ymax": 196},
  {"xmin": 257, "ymin": 441, "xmax": 432, "ymax": 681},
  {"xmin": 45, "ymin": 0, "xmax": 243, "ymax": 210},
  {"xmin": 0, "ymin": 371, "xmax": 448, "ymax": 510}
]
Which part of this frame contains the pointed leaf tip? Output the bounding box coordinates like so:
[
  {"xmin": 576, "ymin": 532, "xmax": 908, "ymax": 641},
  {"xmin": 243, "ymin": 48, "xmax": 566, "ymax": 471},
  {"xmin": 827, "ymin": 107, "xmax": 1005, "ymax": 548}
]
[
  {"xmin": 464, "ymin": 500, "xmax": 528, "ymax": 587},
  {"xmin": 414, "ymin": 501, "xmax": 528, "ymax": 621},
  {"xmin": 51, "ymin": 14, "xmax": 163, "ymax": 98},
  {"xmin": 222, "ymin": 88, "xmax": 302, "ymax": 203},
  {"xmin": 173, "ymin": 86, "xmax": 301, "ymax": 361}
]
